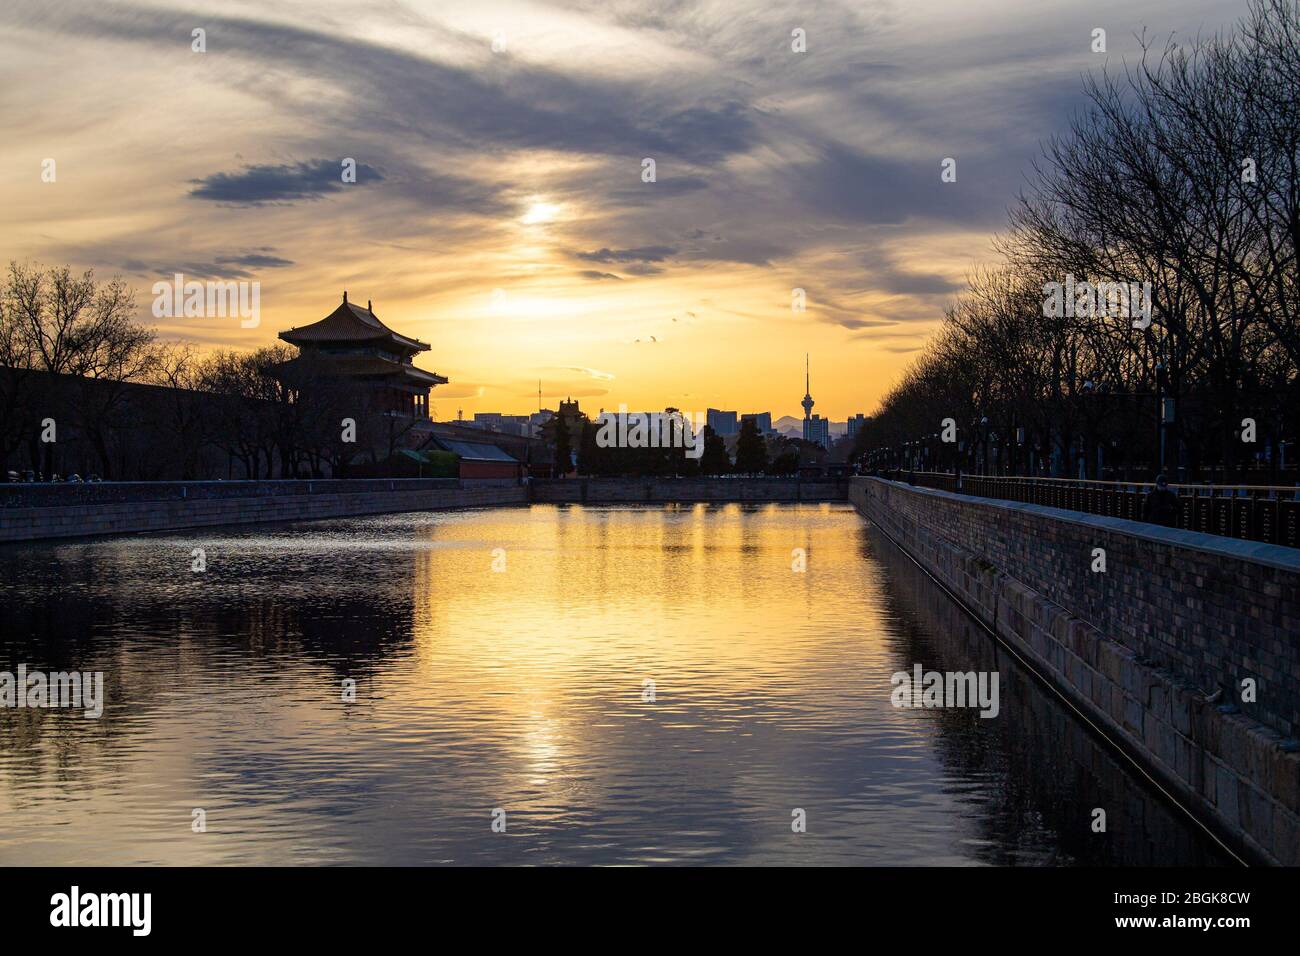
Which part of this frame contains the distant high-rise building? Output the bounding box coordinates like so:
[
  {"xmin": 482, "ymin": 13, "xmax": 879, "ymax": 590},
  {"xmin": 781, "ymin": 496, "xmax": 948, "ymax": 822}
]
[
  {"xmin": 707, "ymin": 408, "xmax": 738, "ymax": 436},
  {"xmin": 801, "ymin": 355, "xmax": 830, "ymax": 449},
  {"xmin": 805, "ymin": 415, "xmax": 830, "ymax": 448},
  {"xmin": 471, "ymin": 412, "xmax": 533, "ymax": 437},
  {"xmin": 846, "ymin": 413, "xmax": 870, "ymax": 439},
  {"xmin": 741, "ymin": 412, "xmax": 773, "ymax": 435}
]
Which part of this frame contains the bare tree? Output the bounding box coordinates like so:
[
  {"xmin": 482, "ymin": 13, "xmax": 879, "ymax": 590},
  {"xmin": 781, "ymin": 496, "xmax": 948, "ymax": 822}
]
[
  {"xmin": 862, "ymin": 1, "xmax": 1299, "ymax": 483},
  {"xmin": 3, "ymin": 262, "xmax": 154, "ymax": 478}
]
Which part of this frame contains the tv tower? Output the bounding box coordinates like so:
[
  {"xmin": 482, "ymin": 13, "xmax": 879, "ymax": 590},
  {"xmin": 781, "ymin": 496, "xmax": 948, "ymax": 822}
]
[{"xmin": 801, "ymin": 353, "xmax": 815, "ymax": 419}]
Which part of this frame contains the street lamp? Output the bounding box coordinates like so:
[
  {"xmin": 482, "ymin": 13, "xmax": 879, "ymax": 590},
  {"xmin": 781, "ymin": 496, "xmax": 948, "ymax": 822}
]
[
  {"xmin": 1155, "ymin": 360, "xmax": 1173, "ymax": 476},
  {"xmin": 979, "ymin": 417, "xmax": 989, "ymax": 475}
]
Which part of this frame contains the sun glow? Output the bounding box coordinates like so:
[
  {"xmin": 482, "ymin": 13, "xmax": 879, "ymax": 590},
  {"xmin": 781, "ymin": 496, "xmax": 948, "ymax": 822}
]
[{"xmin": 520, "ymin": 201, "xmax": 561, "ymax": 225}]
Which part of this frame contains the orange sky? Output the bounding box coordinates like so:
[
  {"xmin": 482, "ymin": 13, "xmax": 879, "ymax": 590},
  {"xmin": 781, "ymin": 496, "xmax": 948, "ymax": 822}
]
[{"xmin": 0, "ymin": 0, "xmax": 1235, "ymax": 420}]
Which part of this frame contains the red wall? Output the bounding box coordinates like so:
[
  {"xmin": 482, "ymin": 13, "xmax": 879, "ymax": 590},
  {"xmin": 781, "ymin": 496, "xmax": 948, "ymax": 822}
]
[{"xmin": 459, "ymin": 460, "xmax": 520, "ymax": 481}]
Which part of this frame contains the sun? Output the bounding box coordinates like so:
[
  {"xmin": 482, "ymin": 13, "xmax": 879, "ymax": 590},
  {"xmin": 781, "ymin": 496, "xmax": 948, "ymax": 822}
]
[{"xmin": 520, "ymin": 201, "xmax": 561, "ymax": 225}]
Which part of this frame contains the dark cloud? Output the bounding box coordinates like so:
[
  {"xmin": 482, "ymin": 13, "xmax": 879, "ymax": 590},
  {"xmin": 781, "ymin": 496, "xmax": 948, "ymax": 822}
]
[
  {"xmin": 622, "ymin": 263, "xmax": 664, "ymax": 276},
  {"xmin": 578, "ymin": 270, "xmax": 623, "ymax": 280},
  {"xmin": 866, "ymin": 269, "xmax": 960, "ymax": 296},
  {"xmin": 119, "ymin": 251, "xmax": 294, "ymax": 280},
  {"xmin": 821, "ymin": 314, "xmax": 876, "ymax": 331},
  {"xmin": 786, "ymin": 144, "xmax": 995, "ymax": 227},
  {"xmin": 576, "ymin": 246, "xmax": 677, "ymax": 263},
  {"xmin": 215, "ymin": 252, "xmax": 295, "ymax": 269},
  {"xmin": 856, "ymin": 247, "xmax": 962, "ymax": 297},
  {"xmin": 652, "ymin": 103, "xmax": 756, "ymax": 164},
  {"xmin": 189, "ymin": 160, "xmax": 381, "ymax": 205},
  {"xmin": 607, "ymin": 176, "xmax": 712, "ymax": 206}
]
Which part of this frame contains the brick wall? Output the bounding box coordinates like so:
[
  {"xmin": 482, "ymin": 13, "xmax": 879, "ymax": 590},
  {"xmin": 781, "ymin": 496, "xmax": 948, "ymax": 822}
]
[{"xmin": 850, "ymin": 476, "xmax": 1300, "ymax": 866}]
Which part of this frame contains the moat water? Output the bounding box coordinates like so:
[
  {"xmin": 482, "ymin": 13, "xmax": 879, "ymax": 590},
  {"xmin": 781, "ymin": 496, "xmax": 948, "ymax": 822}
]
[{"xmin": 0, "ymin": 503, "xmax": 1229, "ymax": 864}]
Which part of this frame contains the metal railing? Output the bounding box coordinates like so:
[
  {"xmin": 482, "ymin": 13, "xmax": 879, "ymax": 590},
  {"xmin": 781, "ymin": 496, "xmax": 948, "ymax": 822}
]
[{"xmin": 890, "ymin": 471, "xmax": 1300, "ymax": 550}]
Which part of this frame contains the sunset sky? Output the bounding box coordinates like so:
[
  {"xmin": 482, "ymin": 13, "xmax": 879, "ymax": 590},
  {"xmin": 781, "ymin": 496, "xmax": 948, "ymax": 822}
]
[{"xmin": 0, "ymin": 0, "xmax": 1237, "ymax": 420}]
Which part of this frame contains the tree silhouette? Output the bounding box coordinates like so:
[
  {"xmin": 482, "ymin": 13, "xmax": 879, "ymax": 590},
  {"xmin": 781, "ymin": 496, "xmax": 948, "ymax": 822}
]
[
  {"xmin": 699, "ymin": 425, "xmax": 731, "ymax": 475},
  {"xmin": 734, "ymin": 417, "xmax": 768, "ymax": 474}
]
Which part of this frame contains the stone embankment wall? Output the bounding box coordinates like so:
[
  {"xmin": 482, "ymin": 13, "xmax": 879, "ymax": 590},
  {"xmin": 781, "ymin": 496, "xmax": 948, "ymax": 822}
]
[
  {"xmin": 850, "ymin": 476, "xmax": 1300, "ymax": 865},
  {"xmin": 530, "ymin": 477, "xmax": 848, "ymax": 503},
  {"xmin": 1, "ymin": 476, "xmax": 850, "ymax": 543},
  {"xmin": 0, "ymin": 479, "xmax": 527, "ymax": 542}
]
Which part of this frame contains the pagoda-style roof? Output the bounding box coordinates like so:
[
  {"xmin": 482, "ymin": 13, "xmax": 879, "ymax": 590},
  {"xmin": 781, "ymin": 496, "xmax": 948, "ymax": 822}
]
[
  {"xmin": 279, "ymin": 292, "xmax": 430, "ymax": 354},
  {"xmin": 276, "ymin": 354, "xmax": 447, "ymax": 387},
  {"xmin": 317, "ymin": 355, "xmax": 447, "ymax": 386}
]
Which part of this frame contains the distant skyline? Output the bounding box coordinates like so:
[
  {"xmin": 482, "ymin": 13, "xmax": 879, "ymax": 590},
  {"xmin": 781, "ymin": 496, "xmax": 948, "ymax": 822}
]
[{"xmin": 0, "ymin": 0, "xmax": 1238, "ymax": 419}]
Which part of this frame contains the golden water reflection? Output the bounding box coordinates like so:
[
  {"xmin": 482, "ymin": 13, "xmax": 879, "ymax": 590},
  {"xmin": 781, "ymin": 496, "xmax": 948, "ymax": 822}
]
[{"xmin": 0, "ymin": 503, "xmax": 1228, "ymax": 865}]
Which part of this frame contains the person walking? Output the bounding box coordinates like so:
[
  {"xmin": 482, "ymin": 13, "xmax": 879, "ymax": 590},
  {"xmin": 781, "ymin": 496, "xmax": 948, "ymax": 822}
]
[{"xmin": 1142, "ymin": 473, "xmax": 1180, "ymax": 527}]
